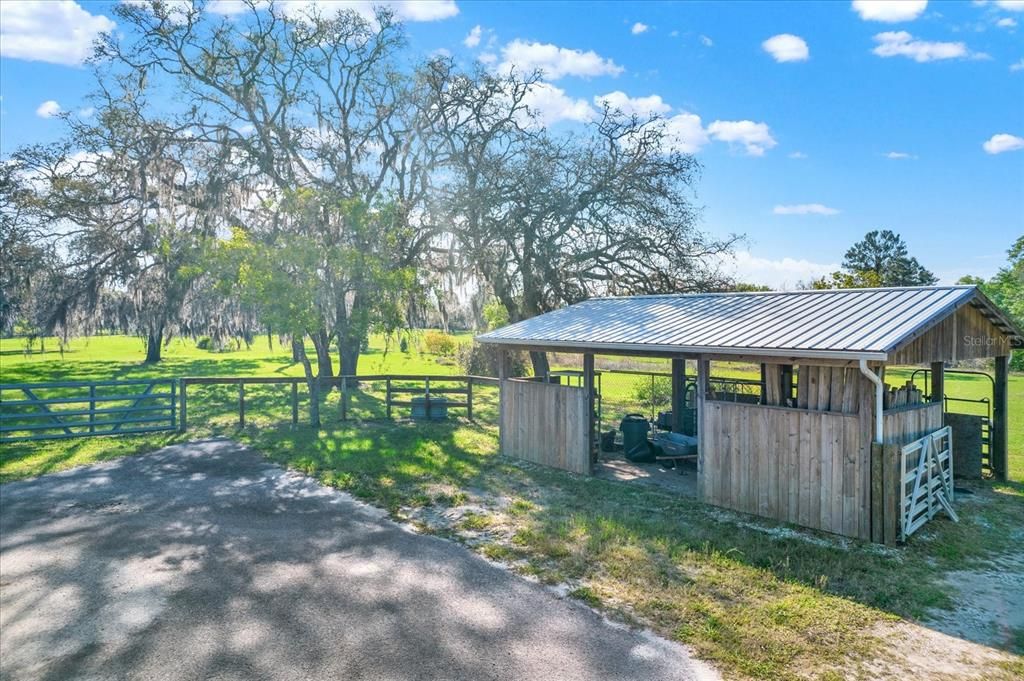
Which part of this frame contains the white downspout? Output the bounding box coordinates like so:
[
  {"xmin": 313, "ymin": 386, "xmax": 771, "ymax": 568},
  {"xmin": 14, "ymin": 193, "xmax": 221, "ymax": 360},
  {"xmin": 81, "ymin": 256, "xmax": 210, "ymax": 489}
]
[{"xmin": 859, "ymin": 359, "xmax": 884, "ymax": 444}]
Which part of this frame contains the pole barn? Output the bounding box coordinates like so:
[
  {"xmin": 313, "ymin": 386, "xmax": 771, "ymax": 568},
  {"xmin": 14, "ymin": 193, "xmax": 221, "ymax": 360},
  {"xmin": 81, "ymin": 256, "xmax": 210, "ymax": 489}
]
[{"xmin": 477, "ymin": 285, "xmax": 1021, "ymax": 544}]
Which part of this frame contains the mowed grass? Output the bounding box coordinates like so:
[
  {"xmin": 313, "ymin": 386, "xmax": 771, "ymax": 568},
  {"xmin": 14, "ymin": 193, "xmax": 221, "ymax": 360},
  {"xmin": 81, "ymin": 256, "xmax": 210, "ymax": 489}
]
[{"xmin": 2, "ymin": 334, "xmax": 1023, "ymax": 678}]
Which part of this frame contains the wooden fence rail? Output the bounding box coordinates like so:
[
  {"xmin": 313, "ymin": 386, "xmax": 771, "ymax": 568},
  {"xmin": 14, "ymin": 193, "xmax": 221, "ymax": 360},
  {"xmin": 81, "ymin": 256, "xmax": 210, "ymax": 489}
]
[{"xmin": 178, "ymin": 374, "xmax": 499, "ymax": 431}]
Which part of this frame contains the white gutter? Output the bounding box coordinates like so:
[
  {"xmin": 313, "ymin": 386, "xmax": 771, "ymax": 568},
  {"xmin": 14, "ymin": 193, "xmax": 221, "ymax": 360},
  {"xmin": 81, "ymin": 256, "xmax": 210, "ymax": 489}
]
[{"xmin": 858, "ymin": 359, "xmax": 884, "ymax": 444}]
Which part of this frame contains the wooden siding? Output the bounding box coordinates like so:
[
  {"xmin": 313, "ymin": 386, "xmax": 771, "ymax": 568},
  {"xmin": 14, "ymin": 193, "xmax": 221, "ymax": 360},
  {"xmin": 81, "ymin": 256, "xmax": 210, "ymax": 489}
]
[
  {"xmin": 889, "ymin": 303, "xmax": 1013, "ymax": 364},
  {"xmin": 499, "ymin": 379, "xmax": 591, "ymax": 475},
  {"xmin": 701, "ymin": 400, "xmax": 871, "ymax": 540},
  {"xmin": 794, "ymin": 365, "xmax": 861, "ymax": 414},
  {"xmin": 883, "ymin": 402, "xmax": 943, "ymax": 446}
]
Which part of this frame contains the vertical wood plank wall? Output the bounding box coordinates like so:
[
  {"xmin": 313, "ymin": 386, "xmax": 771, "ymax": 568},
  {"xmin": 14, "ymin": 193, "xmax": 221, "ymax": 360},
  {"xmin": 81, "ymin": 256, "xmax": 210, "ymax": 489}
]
[
  {"xmin": 883, "ymin": 402, "xmax": 943, "ymax": 445},
  {"xmin": 499, "ymin": 379, "xmax": 591, "ymax": 475},
  {"xmin": 701, "ymin": 400, "xmax": 871, "ymax": 540}
]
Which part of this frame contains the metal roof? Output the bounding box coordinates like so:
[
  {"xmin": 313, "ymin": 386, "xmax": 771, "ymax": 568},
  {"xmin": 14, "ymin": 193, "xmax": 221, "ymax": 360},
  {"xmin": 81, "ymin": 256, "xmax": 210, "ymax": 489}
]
[{"xmin": 477, "ymin": 285, "xmax": 1022, "ymax": 362}]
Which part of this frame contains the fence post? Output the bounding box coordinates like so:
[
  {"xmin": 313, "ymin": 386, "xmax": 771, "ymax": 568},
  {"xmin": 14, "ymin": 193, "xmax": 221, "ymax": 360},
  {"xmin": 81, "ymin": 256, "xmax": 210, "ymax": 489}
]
[
  {"xmin": 170, "ymin": 380, "xmax": 177, "ymax": 431},
  {"xmin": 291, "ymin": 381, "xmax": 299, "ymax": 426},
  {"xmin": 424, "ymin": 377, "xmax": 431, "ymax": 420},
  {"xmin": 239, "ymin": 382, "xmax": 246, "ymax": 428},
  {"xmin": 89, "ymin": 384, "xmax": 96, "ymax": 434},
  {"xmin": 386, "ymin": 378, "xmax": 392, "ymax": 420},
  {"xmin": 466, "ymin": 378, "xmax": 474, "ymax": 421},
  {"xmin": 341, "ymin": 377, "xmax": 348, "ymax": 421},
  {"xmin": 179, "ymin": 380, "xmax": 188, "ymax": 432}
]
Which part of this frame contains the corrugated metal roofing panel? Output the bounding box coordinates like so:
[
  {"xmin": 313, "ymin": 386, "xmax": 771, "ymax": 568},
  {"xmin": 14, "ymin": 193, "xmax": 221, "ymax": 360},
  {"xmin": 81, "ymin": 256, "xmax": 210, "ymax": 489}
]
[{"xmin": 476, "ymin": 285, "xmax": 1020, "ymax": 361}]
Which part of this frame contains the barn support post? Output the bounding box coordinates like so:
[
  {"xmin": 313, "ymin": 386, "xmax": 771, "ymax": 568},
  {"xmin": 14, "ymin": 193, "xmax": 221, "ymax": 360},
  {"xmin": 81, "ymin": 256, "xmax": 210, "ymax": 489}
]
[
  {"xmin": 671, "ymin": 358, "xmax": 686, "ymax": 433},
  {"xmin": 993, "ymin": 355, "xmax": 1009, "ymax": 481},
  {"xmin": 583, "ymin": 353, "xmax": 596, "ymax": 466},
  {"xmin": 497, "ymin": 349, "xmax": 508, "ymax": 454},
  {"xmin": 780, "ymin": 365, "xmax": 794, "ymax": 407},
  {"xmin": 930, "ymin": 361, "xmax": 944, "ymax": 403},
  {"xmin": 696, "ymin": 357, "xmax": 709, "ymax": 498}
]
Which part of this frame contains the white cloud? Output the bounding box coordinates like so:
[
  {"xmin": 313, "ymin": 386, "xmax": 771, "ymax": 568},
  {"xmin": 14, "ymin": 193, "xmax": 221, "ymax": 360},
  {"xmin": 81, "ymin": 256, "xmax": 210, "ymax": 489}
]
[
  {"xmin": 707, "ymin": 120, "xmax": 777, "ymax": 156},
  {"xmin": 852, "ymin": 0, "xmax": 928, "ymax": 22},
  {"xmin": 729, "ymin": 251, "xmax": 839, "ymax": 289},
  {"xmin": 982, "ymin": 133, "xmax": 1024, "ymax": 154},
  {"xmin": 258, "ymin": 0, "xmax": 458, "ymax": 22},
  {"xmin": 773, "ymin": 203, "xmax": 840, "ymax": 215},
  {"xmin": 995, "ymin": 1, "xmax": 1024, "ymax": 10},
  {"xmin": 0, "ymin": 1, "xmax": 115, "ymax": 66},
  {"xmin": 464, "ymin": 24, "xmax": 482, "ymax": 48},
  {"xmin": 669, "ymin": 30, "xmax": 680, "ymax": 38},
  {"xmin": 762, "ymin": 34, "xmax": 809, "ymax": 62},
  {"xmin": 661, "ymin": 113, "xmax": 711, "ymax": 153},
  {"xmin": 997, "ymin": 17, "xmax": 1018, "ymax": 27},
  {"xmin": 631, "ymin": 22, "xmax": 648, "ymax": 35},
  {"xmin": 885, "ymin": 151, "xmax": 916, "ymax": 159},
  {"xmin": 594, "ymin": 91, "xmax": 671, "ymax": 118},
  {"xmin": 871, "ymin": 31, "xmax": 975, "ymax": 62},
  {"xmin": 700, "ymin": 34, "xmax": 713, "ymax": 47},
  {"xmin": 1011, "ymin": 58, "xmax": 1024, "ymax": 71},
  {"xmin": 78, "ymin": 106, "xmax": 96, "ymax": 118},
  {"xmin": 499, "ymin": 39, "xmax": 624, "ymax": 80},
  {"xmin": 478, "ymin": 52, "xmax": 497, "ymax": 65},
  {"xmin": 522, "ymin": 82, "xmax": 596, "ymax": 126},
  {"xmin": 788, "ymin": 151, "xmax": 808, "ymax": 159},
  {"xmin": 35, "ymin": 100, "xmax": 61, "ymax": 118}
]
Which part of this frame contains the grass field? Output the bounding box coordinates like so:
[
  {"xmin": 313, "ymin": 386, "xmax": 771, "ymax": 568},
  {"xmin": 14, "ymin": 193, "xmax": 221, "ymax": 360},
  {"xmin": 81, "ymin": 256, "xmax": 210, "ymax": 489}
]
[{"xmin": 2, "ymin": 334, "xmax": 1023, "ymax": 678}]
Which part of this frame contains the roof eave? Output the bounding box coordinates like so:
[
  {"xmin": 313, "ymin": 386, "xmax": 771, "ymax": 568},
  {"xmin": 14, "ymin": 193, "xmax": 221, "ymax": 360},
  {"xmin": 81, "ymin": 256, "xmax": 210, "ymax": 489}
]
[{"xmin": 476, "ymin": 336, "xmax": 888, "ymax": 362}]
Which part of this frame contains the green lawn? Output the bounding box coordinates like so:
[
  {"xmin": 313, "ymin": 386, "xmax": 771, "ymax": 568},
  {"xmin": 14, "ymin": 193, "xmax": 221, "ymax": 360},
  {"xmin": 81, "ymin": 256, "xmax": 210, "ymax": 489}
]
[{"xmin": 2, "ymin": 334, "xmax": 1022, "ymax": 678}]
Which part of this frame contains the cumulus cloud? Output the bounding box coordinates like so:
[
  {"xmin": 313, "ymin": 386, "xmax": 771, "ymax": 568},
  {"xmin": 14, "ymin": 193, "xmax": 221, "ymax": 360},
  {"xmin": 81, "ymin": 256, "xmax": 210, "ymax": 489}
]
[
  {"xmin": 464, "ymin": 24, "xmax": 482, "ymax": 48},
  {"xmin": 205, "ymin": 0, "xmax": 459, "ymax": 21},
  {"xmin": 997, "ymin": 17, "xmax": 1018, "ymax": 27},
  {"xmin": 1011, "ymin": 58, "xmax": 1024, "ymax": 71},
  {"xmin": 0, "ymin": 0, "xmax": 115, "ymax": 66},
  {"xmin": 885, "ymin": 151, "xmax": 916, "ymax": 159},
  {"xmin": 773, "ymin": 203, "xmax": 840, "ymax": 215},
  {"xmin": 661, "ymin": 113, "xmax": 711, "ymax": 154},
  {"xmin": 522, "ymin": 82, "xmax": 596, "ymax": 126},
  {"xmin": 762, "ymin": 34, "xmax": 809, "ymax": 62},
  {"xmin": 852, "ymin": 0, "xmax": 928, "ymax": 22},
  {"xmin": 995, "ymin": 0, "xmax": 1024, "ymax": 10},
  {"xmin": 729, "ymin": 251, "xmax": 839, "ymax": 289},
  {"xmin": 631, "ymin": 22, "xmax": 648, "ymax": 35},
  {"xmin": 871, "ymin": 31, "xmax": 977, "ymax": 62},
  {"xmin": 707, "ymin": 120, "xmax": 777, "ymax": 156},
  {"xmin": 594, "ymin": 91, "xmax": 671, "ymax": 118},
  {"xmin": 499, "ymin": 39, "xmax": 624, "ymax": 80},
  {"xmin": 35, "ymin": 100, "xmax": 61, "ymax": 118},
  {"xmin": 982, "ymin": 133, "xmax": 1024, "ymax": 154}
]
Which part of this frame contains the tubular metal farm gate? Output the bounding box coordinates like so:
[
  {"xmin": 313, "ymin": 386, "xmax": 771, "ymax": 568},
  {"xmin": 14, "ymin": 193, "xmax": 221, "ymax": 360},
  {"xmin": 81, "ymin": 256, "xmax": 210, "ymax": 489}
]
[
  {"xmin": 899, "ymin": 425, "xmax": 957, "ymax": 541},
  {"xmin": 0, "ymin": 379, "xmax": 178, "ymax": 443}
]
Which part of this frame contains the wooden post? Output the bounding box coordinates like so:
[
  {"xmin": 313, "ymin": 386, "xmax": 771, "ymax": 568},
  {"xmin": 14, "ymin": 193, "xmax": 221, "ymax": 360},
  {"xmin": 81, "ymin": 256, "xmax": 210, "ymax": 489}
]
[
  {"xmin": 671, "ymin": 358, "xmax": 686, "ymax": 433},
  {"xmin": 424, "ymin": 377, "xmax": 431, "ymax": 420},
  {"xmin": 583, "ymin": 353, "xmax": 596, "ymax": 465},
  {"xmin": 696, "ymin": 358, "xmax": 709, "ymax": 498},
  {"xmin": 179, "ymin": 380, "xmax": 188, "ymax": 432},
  {"xmin": 341, "ymin": 377, "xmax": 348, "ymax": 422},
  {"xmin": 89, "ymin": 384, "xmax": 96, "ymax": 434},
  {"xmin": 780, "ymin": 365, "xmax": 794, "ymax": 408},
  {"xmin": 291, "ymin": 381, "xmax": 299, "ymax": 426},
  {"xmin": 466, "ymin": 378, "xmax": 474, "ymax": 421},
  {"xmin": 238, "ymin": 382, "xmax": 245, "ymax": 428},
  {"xmin": 759, "ymin": 363, "xmax": 768, "ymax": 405},
  {"xmin": 169, "ymin": 381, "xmax": 176, "ymax": 431},
  {"xmin": 993, "ymin": 355, "xmax": 1009, "ymax": 481},
  {"xmin": 497, "ymin": 350, "xmax": 507, "ymax": 452},
  {"xmin": 930, "ymin": 361, "xmax": 944, "ymax": 403},
  {"xmin": 386, "ymin": 378, "xmax": 392, "ymax": 420}
]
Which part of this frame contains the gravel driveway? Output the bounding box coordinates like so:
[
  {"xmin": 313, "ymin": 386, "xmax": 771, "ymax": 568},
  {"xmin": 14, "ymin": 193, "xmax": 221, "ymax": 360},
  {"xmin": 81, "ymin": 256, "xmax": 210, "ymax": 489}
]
[{"xmin": 0, "ymin": 439, "xmax": 715, "ymax": 681}]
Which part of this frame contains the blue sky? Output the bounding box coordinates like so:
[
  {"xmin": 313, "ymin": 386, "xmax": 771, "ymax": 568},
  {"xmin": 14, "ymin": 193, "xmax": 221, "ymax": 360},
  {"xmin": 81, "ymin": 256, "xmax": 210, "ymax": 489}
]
[{"xmin": 1, "ymin": 0, "xmax": 1022, "ymax": 287}]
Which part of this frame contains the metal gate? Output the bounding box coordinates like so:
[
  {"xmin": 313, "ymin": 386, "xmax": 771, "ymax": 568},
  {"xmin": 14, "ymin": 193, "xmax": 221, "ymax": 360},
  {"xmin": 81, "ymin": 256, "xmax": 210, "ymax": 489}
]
[
  {"xmin": 0, "ymin": 379, "xmax": 177, "ymax": 443},
  {"xmin": 899, "ymin": 426, "xmax": 958, "ymax": 541}
]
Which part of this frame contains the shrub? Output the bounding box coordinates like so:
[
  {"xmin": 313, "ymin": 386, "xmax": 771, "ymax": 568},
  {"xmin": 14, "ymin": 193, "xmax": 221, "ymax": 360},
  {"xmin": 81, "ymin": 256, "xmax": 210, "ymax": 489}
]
[
  {"xmin": 399, "ymin": 336, "xmax": 409, "ymax": 353},
  {"xmin": 196, "ymin": 336, "xmax": 214, "ymax": 351},
  {"xmin": 423, "ymin": 330, "xmax": 457, "ymax": 356},
  {"xmin": 482, "ymin": 300, "xmax": 509, "ymax": 330},
  {"xmin": 456, "ymin": 341, "xmax": 529, "ymax": 377},
  {"xmin": 633, "ymin": 375, "xmax": 672, "ymax": 411},
  {"xmin": 1012, "ymin": 350, "xmax": 1024, "ymax": 372}
]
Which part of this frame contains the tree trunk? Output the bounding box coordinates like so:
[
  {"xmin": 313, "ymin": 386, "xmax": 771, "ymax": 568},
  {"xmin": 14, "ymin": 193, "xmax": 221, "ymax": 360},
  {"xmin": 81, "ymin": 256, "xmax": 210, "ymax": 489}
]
[
  {"xmin": 339, "ymin": 343, "xmax": 361, "ymax": 377},
  {"xmin": 291, "ymin": 337, "xmax": 304, "ymax": 363},
  {"xmin": 311, "ymin": 329, "xmax": 333, "ymax": 383},
  {"xmin": 529, "ymin": 350, "xmax": 549, "ymax": 379},
  {"xmin": 295, "ymin": 338, "xmax": 320, "ymax": 428},
  {"xmin": 144, "ymin": 325, "xmax": 164, "ymax": 363}
]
